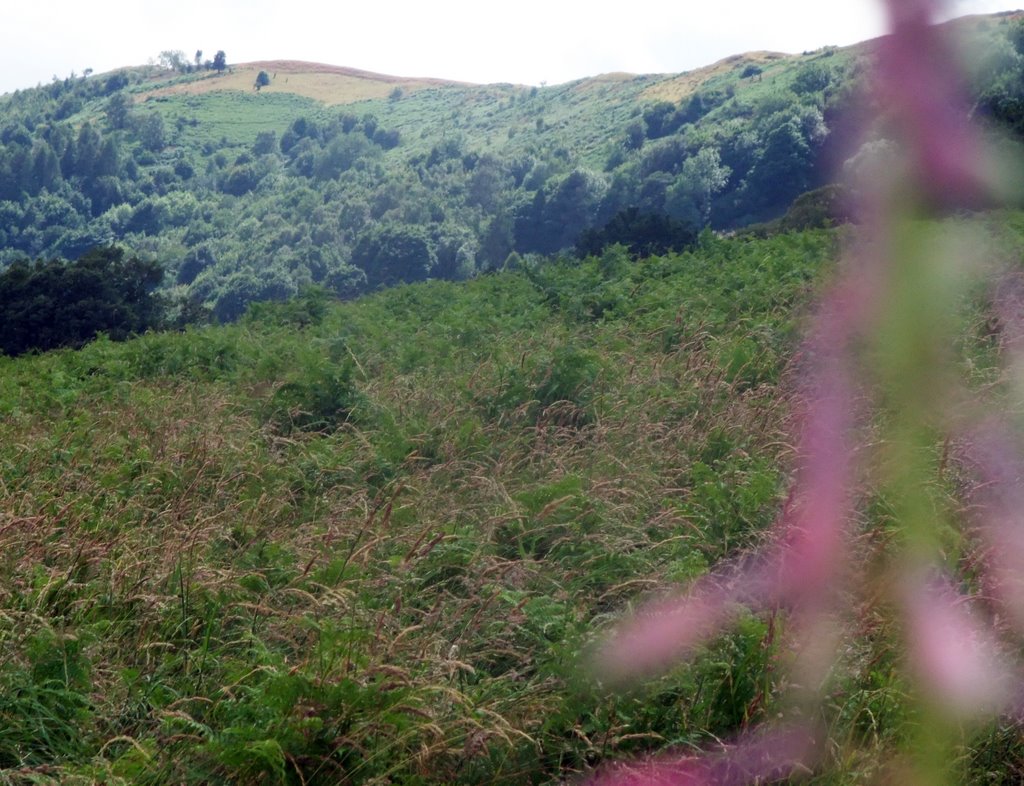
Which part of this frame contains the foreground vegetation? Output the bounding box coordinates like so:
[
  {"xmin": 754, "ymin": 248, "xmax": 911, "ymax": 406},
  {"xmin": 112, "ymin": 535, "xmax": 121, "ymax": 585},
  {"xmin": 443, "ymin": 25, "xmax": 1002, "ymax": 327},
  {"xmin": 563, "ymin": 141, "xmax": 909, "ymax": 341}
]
[{"xmin": 3, "ymin": 216, "xmax": 1024, "ymax": 784}]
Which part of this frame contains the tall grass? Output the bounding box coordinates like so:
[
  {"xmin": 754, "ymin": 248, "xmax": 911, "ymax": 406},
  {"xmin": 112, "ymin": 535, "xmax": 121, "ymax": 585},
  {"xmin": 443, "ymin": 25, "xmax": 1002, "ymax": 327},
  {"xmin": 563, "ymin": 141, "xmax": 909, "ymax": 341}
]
[{"xmin": 2, "ymin": 221, "xmax": 1023, "ymax": 783}]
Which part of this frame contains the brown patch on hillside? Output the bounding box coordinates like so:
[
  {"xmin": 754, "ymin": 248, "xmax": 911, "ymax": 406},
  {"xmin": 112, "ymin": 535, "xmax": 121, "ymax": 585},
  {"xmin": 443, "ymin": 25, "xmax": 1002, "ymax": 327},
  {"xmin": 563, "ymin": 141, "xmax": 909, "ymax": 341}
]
[
  {"xmin": 137, "ymin": 60, "xmax": 472, "ymax": 105},
  {"xmin": 585, "ymin": 72, "xmax": 638, "ymax": 83},
  {"xmin": 640, "ymin": 51, "xmax": 793, "ymax": 103},
  {"xmin": 563, "ymin": 71, "xmax": 644, "ymax": 98}
]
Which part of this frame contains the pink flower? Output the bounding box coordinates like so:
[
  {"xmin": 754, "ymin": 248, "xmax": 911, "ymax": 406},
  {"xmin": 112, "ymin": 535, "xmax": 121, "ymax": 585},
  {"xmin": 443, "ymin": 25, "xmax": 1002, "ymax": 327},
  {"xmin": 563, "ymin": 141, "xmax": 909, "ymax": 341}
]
[
  {"xmin": 959, "ymin": 421, "xmax": 1024, "ymax": 632},
  {"xmin": 590, "ymin": 2, "xmax": 1021, "ymax": 782},
  {"xmin": 875, "ymin": 0, "xmax": 991, "ymax": 205},
  {"xmin": 595, "ymin": 277, "xmax": 865, "ymax": 685},
  {"xmin": 904, "ymin": 572, "xmax": 1015, "ymax": 717},
  {"xmin": 589, "ymin": 725, "xmax": 817, "ymax": 786}
]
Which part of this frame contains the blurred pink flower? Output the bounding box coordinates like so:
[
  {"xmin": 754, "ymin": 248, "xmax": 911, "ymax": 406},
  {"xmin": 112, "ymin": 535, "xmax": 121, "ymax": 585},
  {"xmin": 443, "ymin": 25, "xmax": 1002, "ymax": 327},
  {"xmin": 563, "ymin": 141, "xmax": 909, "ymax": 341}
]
[
  {"xmin": 960, "ymin": 420, "xmax": 1024, "ymax": 632},
  {"xmin": 904, "ymin": 572, "xmax": 1015, "ymax": 717},
  {"xmin": 875, "ymin": 0, "xmax": 990, "ymax": 205},
  {"xmin": 589, "ymin": 725, "xmax": 816, "ymax": 786},
  {"xmin": 595, "ymin": 275, "xmax": 867, "ymax": 685}
]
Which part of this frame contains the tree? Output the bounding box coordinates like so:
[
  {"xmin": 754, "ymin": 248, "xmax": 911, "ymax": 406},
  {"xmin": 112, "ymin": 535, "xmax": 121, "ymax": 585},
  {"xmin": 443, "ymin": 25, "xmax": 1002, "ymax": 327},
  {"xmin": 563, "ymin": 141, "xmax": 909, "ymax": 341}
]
[
  {"xmin": 352, "ymin": 223, "xmax": 437, "ymax": 288},
  {"xmin": 72, "ymin": 122, "xmax": 101, "ymax": 178},
  {"xmin": 94, "ymin": 138, "xmax": 121, "ymax": 178},
  {"xmin": 744, "ymin": 117, "xmax": 814, "ymax": 215},
  {"xmin": 792, "ymin": 62, "xmax": 835, "ymax": 95},
  {"xmin": 574, "ymin": 207, "xmax": 696, "ymax": 258},
  {"xmin": 137, "ymin": 113, "xmax": 166, "ymax": 153},
  {"xmin": 103, "ymin": 72, "xmax": 129, "ymax": 94},
  {"xmin": 254, "ymin": 71, "xmax": 271, "ymax": 91},
  {"xmin": 221, "ymin": 163, "xmax": 262, "ymax": 195},
  {"xmin": 252, "ymin": 131, "xmax": 277, "ymax": 156},
  {"xmin": 643, "ymin": 101, "xmax": 684, "ymax": 139},
  {"xmin": 212, "ymin": 51, "xmax": 227, "ymax": 73},
  {"xmin": 0, "ymin": 246, "xmax": 165, "ymax": 356},
  {"xmin": 515, "ymin": 169, "xmax": 608, "ymax": 254},
  {"xmin": 667, "ymin": 147, "xmax": 732, "ymax": 227},
  {"xmin": 105, "ymin": 92, "xmax": 132, "ymax": 130},
  {"xmin": 313, "ymin": 133, "xmax": 377, "ymax": 180},
  {"xmin": 623, "ymin": 120, "xmax": 645, "ymax": 151},
  {"xmin": 158, "ymin": 50, "xmax": 189, "ymax": 73},
  {"xmin": 23, "ymin": 142, "xmax": 61, "ymax": 194}
]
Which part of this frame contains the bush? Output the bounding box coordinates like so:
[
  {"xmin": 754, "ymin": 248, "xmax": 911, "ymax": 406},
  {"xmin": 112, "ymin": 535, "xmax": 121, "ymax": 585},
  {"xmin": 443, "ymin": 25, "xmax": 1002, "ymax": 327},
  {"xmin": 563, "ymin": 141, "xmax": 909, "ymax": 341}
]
[{"xmin": 265, "ymin": 352, "xmax": 360, "ymax": 434}]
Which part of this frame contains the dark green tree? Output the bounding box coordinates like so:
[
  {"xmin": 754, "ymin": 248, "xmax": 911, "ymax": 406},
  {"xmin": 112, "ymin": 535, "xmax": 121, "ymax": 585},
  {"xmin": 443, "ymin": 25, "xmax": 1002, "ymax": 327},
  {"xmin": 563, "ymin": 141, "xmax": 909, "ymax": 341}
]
[
  {"xmin": 94, "ymin": 137, "xmax": 120, "ymax": 177},
  {"xmin": 313, "ymin": 133, "xmax": 377, "ymax": 180},
  {"xmin": 352, "ymin": 223, "xmax": 437, "ymax": 288},
  {"xmin": 252, "ymin": 131, "xmax": 277, "ymax": 156},
  {"xmin": 254, "ymin": 71, "xmax": 271, "ymax": 91},
  {"xmin": 1009, "ymin": 20, "xmax": 1024, "ymax": 55},
  {"xmin": 23, "ymin": 141, "xmax": 61, "ymax": 194},
  {"xmin": 212, "ymin": 51, "xmax": 227, "ymax": 72},
  {"xmin": 137, "ymin": 113, "xmax": 166, "ymax": 152},
  {"xmin": 516, "ymin": 169, "xmax": 608, "ymax": 254},
  {"xmin": 744, "ymin": 117, "xmax": 815, "ymax": 214},
  {"xmin": 71, "ymin": 122, "xmax": 101, "ymax": 178},
  {"xmin": 221, "ymin": 163, "xmax": 263, "ymax": 195},
  {"xmin": 0, "ymin": 246, "xmax": 165, "ymax": 356},
  {"xmin": 105, "ymin": 92, "xmax": 132, "ymax": 130},
  {"xmin": 792, "ymin": 63, "xmax": 835, "ymax": 94},
  {"xmin": 575, "ymin": 208, "xmax": 696, "ymax": 258},
  {"xmin": 643, "ymin": 101, "xmax": 682, "ymax": 139}
]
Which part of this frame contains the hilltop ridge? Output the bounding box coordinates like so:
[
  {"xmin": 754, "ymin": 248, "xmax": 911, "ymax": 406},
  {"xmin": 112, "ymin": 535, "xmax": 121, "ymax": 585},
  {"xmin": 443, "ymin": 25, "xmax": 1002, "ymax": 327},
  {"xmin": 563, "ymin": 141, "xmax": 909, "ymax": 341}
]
[
  {"xmin": 124, "ymin": 50, "xmax": 803, "ymax": 107},
  {"xmin": 139, "ymin": 59, "xmax": 472, "ymax": 105}
]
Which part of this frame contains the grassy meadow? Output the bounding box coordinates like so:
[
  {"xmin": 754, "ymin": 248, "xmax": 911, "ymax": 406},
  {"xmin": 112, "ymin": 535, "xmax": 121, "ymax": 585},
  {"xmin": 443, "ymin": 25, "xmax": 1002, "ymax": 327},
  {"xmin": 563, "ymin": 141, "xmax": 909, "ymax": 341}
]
[
  {"xmin": 0, "ymin": 229, "xmax": 824, "ymax": 783},
  {"xmin": 4, "ymin": 216, "xmax": 1024, "ymax": 783}
]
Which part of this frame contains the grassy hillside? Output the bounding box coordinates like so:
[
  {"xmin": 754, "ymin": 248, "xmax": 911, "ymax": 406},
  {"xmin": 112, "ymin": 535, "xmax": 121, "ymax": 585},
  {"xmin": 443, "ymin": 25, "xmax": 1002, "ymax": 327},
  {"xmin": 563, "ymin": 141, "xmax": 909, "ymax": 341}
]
[
  {"xmin": 144, "ymin": 60, "xmax": 467, "ymax": 104},
  {"xmin": 3, "ymin": 12, "xmax": 1021, "ymax": 321},
  {"xmin": 0, "ymin": 228, "xmax": 826, "ymax": 784},
  {"xmin": 126, "ymin": 51, "xmax": 804, "ymax": 166},
  {"xmin": 4, "ymin": 214, "xmax": 1024, "ymax": 784}
]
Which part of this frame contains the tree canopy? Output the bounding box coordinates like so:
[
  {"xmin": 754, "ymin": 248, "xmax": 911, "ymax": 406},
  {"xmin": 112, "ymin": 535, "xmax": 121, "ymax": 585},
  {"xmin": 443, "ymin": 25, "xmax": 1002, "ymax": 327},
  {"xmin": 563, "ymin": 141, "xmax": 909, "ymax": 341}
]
[{"xmin": 0, "ymin": 246, "xmax": 165, "ymax": 355}]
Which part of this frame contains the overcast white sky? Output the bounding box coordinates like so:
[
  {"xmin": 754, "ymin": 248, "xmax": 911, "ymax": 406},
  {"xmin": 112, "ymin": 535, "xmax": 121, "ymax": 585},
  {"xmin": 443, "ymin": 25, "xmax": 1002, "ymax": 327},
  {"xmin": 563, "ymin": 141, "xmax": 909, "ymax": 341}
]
[{"xmin": 0, "ymin": 0, "xmax": 1019, "ymax": 96}]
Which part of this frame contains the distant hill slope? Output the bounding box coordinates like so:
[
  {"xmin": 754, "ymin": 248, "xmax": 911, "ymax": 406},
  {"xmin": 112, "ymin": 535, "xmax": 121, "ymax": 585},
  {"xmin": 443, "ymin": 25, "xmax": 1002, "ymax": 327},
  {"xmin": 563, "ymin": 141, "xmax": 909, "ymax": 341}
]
[
  {"xmin": 140, "ymin": 60, "xmax": 470, "ymax": 105},
  {"xmin": 638, "ymin": 51, "xmax": 792, "ymax": 103},
  {"xmin": 131, "ymin": 52, "xmax": 798, "ymax": 107},
  {"xmin": 0, "ymin": 11, "xmax": 1022, "ymax": 320}
]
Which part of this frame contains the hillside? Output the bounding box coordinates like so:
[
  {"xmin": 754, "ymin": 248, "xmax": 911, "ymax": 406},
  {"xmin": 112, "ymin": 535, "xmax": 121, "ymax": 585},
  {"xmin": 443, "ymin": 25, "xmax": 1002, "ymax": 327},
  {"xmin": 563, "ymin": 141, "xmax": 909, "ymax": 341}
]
[
  {"xmin": 0, "ymin": 13, "xmax": 1021, "ymax": 320},
  {"xmin": 7, "ymin": 16, "xmax": 1024, "ymax": 320},
  {"xmin": 3, "ymin": 211, "xmax": 1024, "ymax": 783},
  {"xmin": 140, "ymin": 60, "xmax": 470, "ymax": 105},
  {"xmin": 6, "ymin": 6, "xmax": 1024, "ymax": 782}
]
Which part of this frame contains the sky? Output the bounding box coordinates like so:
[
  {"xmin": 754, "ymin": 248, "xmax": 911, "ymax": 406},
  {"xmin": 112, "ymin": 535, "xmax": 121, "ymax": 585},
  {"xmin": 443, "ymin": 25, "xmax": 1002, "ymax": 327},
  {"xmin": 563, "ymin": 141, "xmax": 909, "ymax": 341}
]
[{"xmin": 0, "ymin": 0, "xmax": 1019, "ymax": 96}]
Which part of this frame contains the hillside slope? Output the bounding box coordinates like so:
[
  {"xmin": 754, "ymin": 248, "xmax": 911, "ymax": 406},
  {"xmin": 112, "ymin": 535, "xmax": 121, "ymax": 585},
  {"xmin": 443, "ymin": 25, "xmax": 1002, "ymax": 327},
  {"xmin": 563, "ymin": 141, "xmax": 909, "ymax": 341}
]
[
  {"xmin": 0, "ymin": 12, "xmax": 1021, "ymax": 320},
  {"xmin": 4, "ymin": 212, "xmax": 1024, "ymax": 783},
  {"xmin": 141, "ymin": 59, "xmax": 470, "ymax": 104}
]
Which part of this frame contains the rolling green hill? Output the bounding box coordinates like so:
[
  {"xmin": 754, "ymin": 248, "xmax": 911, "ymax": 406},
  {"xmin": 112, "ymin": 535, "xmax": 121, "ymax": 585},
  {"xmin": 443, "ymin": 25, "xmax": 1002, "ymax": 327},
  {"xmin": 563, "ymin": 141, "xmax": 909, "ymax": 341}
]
[{"xmin": 0, "ymin": 11, "xmax": 1020, "ymax": 321}]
